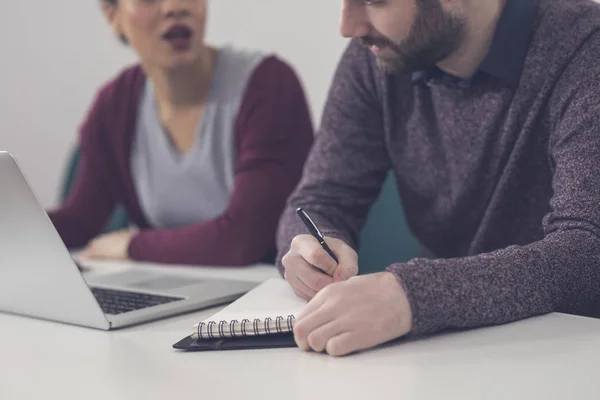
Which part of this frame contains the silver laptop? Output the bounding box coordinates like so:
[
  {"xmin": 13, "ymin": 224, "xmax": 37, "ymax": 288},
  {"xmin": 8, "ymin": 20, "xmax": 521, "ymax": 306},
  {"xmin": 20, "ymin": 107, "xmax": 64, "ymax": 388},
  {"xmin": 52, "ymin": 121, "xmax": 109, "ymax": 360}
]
[{"xmin": 0, "ymin": 151, "xmax": 258, "ymax": 330}]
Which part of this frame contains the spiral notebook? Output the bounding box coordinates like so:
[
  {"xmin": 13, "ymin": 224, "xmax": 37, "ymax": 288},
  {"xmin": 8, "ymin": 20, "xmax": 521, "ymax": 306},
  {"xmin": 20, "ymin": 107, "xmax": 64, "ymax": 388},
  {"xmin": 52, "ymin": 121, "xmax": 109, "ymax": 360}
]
[{"xmin": 173, "ymin": 278, "xmax": 307, "ymax": 351}]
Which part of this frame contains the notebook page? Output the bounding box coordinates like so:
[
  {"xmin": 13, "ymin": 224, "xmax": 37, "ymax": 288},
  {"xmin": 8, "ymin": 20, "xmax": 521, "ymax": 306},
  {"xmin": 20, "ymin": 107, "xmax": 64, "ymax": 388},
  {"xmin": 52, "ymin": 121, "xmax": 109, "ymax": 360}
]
[{"xmin": 196, "ymin": 278, "xmax": 307, "ymax": 326}]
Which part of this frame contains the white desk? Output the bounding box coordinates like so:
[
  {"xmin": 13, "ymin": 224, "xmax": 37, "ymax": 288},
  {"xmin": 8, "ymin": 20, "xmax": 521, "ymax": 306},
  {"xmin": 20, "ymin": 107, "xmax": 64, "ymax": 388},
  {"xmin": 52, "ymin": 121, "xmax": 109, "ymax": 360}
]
[{"xmin": 1, "ymin": 261, "xmax": 600, "ymax": 400}]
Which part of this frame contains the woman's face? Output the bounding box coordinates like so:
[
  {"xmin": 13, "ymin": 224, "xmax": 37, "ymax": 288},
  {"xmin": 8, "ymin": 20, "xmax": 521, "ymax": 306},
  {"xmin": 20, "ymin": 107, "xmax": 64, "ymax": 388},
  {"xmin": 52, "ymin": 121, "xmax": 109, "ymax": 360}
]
[{"xmin": 104, "ymin": 0, "xmax": 208, "ymax": 70}]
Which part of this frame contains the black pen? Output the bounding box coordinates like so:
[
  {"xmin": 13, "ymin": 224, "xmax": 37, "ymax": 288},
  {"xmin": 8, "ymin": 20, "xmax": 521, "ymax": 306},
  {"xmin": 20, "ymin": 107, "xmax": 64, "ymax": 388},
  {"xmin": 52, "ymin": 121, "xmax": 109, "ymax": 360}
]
[{"xmin": 296, "ymin": 207, "xmax": 339, "ymax": 264}]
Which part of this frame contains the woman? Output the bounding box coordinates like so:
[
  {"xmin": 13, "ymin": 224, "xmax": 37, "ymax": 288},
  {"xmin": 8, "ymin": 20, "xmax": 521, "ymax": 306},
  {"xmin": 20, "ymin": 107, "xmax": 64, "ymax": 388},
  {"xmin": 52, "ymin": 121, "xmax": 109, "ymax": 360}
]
[{"xmin": 49, "ymin": 0, "xmax": 314, "ymax": 266}]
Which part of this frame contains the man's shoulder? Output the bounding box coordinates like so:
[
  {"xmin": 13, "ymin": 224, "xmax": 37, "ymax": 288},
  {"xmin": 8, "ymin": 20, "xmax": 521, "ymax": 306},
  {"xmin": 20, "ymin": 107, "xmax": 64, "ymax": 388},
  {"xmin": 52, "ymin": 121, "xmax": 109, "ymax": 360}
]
[
  {"xmin": 539, "ymin": 0, "xmax": 600, "ymax": 20},
  {"xmin": 522, "ymin": 0, "xmax": 600, "ymax": 86},
  {"xmin": 535, "ymin": 0, "xmax": 600, "ymax": 48}
]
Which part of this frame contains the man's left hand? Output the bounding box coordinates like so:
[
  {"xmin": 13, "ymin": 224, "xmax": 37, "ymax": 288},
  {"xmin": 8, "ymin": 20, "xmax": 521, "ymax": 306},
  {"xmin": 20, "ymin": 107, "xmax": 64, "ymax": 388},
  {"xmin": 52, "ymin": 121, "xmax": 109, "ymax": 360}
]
[
  {"xmin": 78, "ymin": 230, "xmax": 136, "ymax": 261},
  {"xmin": 293, "ymin": 271, "xmax": 413, "ymax": 357}
]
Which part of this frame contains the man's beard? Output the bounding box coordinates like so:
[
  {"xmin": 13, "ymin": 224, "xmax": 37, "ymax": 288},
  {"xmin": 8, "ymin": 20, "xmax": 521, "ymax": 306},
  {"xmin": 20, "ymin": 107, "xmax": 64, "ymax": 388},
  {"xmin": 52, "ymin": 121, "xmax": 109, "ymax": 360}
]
[{"xmin": 359, "ymin": 0, "xmax": 467, "ymax": 75}]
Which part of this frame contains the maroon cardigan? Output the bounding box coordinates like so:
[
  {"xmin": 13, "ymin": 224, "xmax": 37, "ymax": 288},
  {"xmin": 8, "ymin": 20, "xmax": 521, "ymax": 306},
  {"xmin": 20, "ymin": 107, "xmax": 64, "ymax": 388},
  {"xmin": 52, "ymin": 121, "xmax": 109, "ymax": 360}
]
[{"xmin": 49, "ymin": 56, "xmax": 314, "ymax": 266}]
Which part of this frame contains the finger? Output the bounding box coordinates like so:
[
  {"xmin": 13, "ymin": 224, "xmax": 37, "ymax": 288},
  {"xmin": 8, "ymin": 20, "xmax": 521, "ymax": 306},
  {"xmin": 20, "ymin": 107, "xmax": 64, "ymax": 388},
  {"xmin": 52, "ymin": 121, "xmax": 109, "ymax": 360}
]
[
  {"xmin": 282, "ymin": 253, "xmax": 326, "ymax": 294},
  {"xmin": 296, "ymin": 263, "xmax": 333, "ymax": 293},
  {"xmin": 293, "ymin": 299, "xmax": 336, "ymax": 350},
  {"xmin": 78, "ymin": 252, "xmax": 98, "ymax": 261},
  {"xmin": 79, "ymin": 244, "xmax": 107, "ymax": 260},
  {"xmin": 294, "ymin": 282, "xmax": 335, "ymax": 322},
  {"xmin": 306, "ymin": 317, "xmax": 352, "ymax": 353},
  {"xmin": 326, "ymin": 327, "xmax": 391, "ymax": 357},
  {"xmin": 77, "ymin": 245, "xmax": 96, "ymax": 260},
  {"xmin": 332, "ymin": 244, "xmax": 359, "ymax": 282},
  {"xmin": 285, "ymin": 271, "xmax": 316, "ymax": 300},
  {"xmin": 292, "ymin": 288, "xmax": 311, "ymax": 302},
  {"xmin": 324, "ymin": 331, "xmax": 364, "ymax": 357},
  {"xmin": 333, "ymin": 264, "xmax": 359, "ymax": 282},
  {"xmin": 293, "ymin": 236, "xmax": 338, "ymax": 276}
]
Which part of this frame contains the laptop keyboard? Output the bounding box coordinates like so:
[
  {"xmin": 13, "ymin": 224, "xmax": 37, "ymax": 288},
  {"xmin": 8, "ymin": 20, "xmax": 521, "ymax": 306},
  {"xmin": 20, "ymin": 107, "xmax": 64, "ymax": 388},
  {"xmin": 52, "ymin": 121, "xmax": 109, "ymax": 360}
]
[{"xmin": 91, "ymin": 287, "xmax": 184, "ymax": 315}]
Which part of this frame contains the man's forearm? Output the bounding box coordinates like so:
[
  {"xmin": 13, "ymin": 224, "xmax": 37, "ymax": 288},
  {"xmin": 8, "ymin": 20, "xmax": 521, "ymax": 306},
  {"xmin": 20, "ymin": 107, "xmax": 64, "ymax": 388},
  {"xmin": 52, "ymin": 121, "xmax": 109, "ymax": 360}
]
[{"xmin": 387, "ymin": 230, "xmax": 600, "ymax": 335}]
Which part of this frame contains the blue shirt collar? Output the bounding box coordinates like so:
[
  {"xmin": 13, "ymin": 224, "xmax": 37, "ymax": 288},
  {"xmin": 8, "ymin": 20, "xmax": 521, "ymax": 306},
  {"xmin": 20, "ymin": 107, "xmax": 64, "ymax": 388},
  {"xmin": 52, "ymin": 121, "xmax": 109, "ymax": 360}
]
[{"xmin": 411, "ymin": 0, "xmax": 539, "ymax": 87}]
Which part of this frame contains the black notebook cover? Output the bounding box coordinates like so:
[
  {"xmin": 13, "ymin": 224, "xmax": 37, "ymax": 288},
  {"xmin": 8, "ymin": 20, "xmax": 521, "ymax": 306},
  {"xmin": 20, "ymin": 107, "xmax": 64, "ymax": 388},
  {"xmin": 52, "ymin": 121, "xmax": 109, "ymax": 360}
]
[
  {"xmin": 173, "ymin": 332, "xmax": 296, "ymax": 351},
  {"xmin": 172, "ymin": 279, "xmax": 305, "ymax": 352}
]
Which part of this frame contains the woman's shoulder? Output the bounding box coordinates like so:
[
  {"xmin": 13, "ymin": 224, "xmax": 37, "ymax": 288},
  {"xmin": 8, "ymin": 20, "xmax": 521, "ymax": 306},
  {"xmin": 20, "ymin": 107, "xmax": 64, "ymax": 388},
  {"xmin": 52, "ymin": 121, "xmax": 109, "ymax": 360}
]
[
  {"xmin": 221, "ymin": 44, "xmax": 297, "ymax": 74},
  {"xmin": 92, "ymin": 64, "xmax": 145, "ymax": 111},
  {"xmin": 213, "ymin": 45, "xmax": 301, "ymax": 99},
  {"xmin": 78, "ymin": 64, "xmax": 145, "ymax": 147}
]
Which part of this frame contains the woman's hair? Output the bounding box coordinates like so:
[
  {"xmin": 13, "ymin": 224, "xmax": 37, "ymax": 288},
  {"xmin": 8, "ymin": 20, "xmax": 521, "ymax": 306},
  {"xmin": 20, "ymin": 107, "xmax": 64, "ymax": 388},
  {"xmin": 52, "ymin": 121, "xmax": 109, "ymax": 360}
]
[{"xmin": 101, "ymin": 0, "xmax": 127, "ymax": 44}]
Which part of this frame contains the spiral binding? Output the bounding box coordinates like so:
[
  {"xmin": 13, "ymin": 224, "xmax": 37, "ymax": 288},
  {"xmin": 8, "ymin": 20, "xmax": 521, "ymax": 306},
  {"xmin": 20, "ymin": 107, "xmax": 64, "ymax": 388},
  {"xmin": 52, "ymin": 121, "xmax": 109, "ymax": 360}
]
[{"xmin": 196, "ymin": 315, "xmax": 296, "ymax": 340}]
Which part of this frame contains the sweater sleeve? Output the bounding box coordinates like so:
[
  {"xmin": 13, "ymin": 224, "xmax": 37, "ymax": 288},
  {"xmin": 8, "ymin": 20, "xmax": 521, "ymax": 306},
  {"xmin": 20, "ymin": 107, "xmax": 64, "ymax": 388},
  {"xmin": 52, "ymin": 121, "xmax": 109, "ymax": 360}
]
[
  {"xmin": 127, "ymin": 57, "xmax": 314, "ymax": 266},
  {"xmin": 387, "ymin": 33, "xmax": 600, "ymax": 335},
  {"xmin": 275, "ymin": 41, "xmax": 391, "ymax": 274},
  {"xmin": 47, "ymin": 91, "xmax": 119, "ymax": 248}
]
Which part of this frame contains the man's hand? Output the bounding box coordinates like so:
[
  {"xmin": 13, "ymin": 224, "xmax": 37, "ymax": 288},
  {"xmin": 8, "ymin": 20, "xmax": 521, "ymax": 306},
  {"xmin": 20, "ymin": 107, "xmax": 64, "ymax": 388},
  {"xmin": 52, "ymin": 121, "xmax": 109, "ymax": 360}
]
[
  {"xmin": 293, "ymin": 272, "xmax": 413, "ymax": 357},
  {"xmin": 78, "ymin": 230, "xmax": 136, "ymax": 261},
  {"xmin": 281, "ymin": 235, "xmax": 359, "ymax": 301}
]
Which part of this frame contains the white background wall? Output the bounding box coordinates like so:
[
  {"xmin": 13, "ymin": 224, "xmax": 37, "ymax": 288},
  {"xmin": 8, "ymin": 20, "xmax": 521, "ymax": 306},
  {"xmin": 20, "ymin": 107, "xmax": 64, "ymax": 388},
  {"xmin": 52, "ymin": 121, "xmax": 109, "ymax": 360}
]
[{"xmin": 0, "ymin": 0, "xmax": 348, "ymax": 208}]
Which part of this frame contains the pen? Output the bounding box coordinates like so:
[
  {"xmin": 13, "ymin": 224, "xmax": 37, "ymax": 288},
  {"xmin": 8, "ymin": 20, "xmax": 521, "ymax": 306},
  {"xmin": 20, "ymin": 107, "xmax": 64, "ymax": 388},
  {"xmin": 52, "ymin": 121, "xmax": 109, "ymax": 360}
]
[{"xmin": 295, "ymin": 207, "xmax": 339, "ymax": 264}]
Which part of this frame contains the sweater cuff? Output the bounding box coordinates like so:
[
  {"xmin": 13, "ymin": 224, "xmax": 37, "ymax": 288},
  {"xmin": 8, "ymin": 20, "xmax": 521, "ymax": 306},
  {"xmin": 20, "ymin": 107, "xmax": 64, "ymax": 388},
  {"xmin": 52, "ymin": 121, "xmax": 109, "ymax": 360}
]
[
  {"xmin": 386, "ymin": 258, "xmax": 453, "ymax": 335},
  {"xmin": 127, "ymin": 232, "xmax": 145, "ymax": 261}
]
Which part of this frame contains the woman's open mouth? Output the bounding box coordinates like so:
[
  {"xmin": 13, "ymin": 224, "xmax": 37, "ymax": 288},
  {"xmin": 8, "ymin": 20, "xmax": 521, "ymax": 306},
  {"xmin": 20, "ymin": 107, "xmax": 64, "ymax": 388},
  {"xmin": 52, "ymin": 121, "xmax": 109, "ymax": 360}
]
[{"xmin": 162, "ymin": 25, "xmax": 194, "ymax": 51}]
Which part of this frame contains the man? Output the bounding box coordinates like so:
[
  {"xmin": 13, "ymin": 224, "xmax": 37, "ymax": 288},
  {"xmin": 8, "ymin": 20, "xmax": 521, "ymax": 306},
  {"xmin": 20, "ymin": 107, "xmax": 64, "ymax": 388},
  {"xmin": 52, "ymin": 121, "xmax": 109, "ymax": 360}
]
[{"xmin": 277, "ymin": 0, "xmax": 600, "ymax": 357}]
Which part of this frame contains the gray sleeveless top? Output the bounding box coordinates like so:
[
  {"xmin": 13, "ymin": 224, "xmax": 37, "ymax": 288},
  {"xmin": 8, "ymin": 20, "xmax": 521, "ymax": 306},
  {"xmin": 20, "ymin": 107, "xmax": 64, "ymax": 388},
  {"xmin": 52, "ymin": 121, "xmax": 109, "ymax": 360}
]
[{"xmin": 131, "ymin": 45, "xmax": 267, "ymax": 228}]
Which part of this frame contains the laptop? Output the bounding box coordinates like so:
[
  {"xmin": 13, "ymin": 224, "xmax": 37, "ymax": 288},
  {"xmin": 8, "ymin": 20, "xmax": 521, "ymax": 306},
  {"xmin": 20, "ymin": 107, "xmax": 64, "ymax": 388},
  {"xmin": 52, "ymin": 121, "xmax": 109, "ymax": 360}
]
[{"xmin": 0, "ymin": 151, "xmax": 258, "ymax": 330}]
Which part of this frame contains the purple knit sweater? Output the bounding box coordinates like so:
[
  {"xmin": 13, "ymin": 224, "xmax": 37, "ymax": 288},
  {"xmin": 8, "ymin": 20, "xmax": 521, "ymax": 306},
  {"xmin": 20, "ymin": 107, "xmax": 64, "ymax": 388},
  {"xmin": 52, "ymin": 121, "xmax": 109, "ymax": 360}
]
[{"xmin": 276, "ymin": 0, "xmax": 600, "ymax": 335}]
